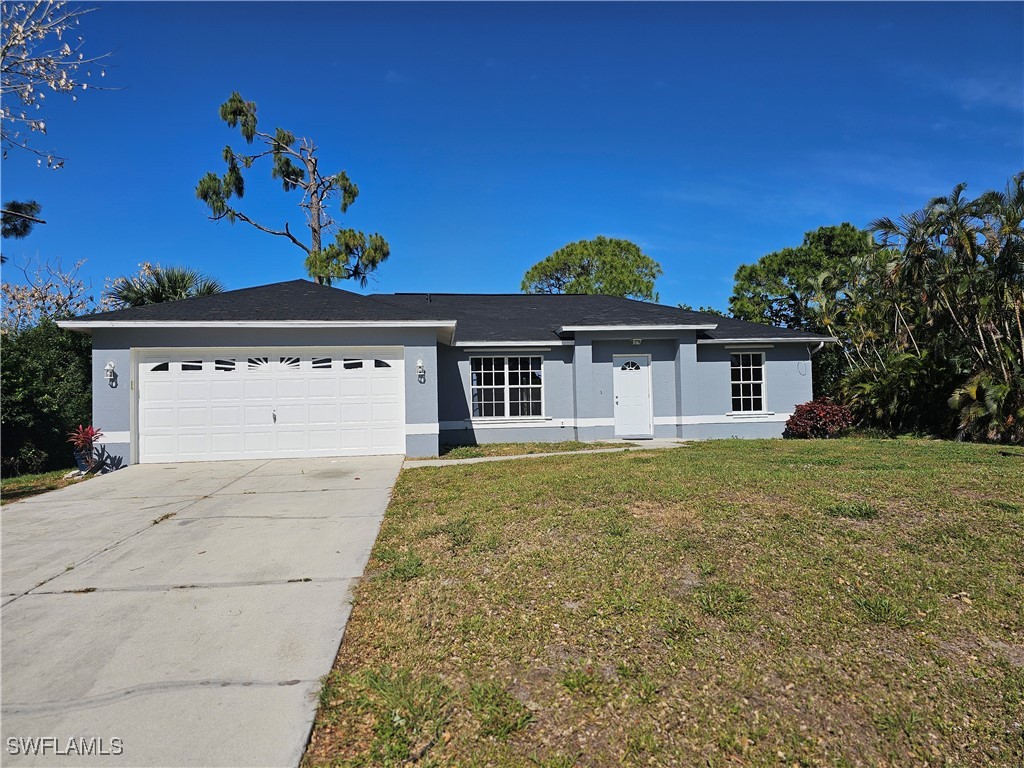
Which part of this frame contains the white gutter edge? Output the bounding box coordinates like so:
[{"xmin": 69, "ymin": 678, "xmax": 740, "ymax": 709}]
[
  {"xmin": 453, "ymin": 340, "xmax": 574, "ymax": 347},
  {"xmin": 557, "ymin": 324, "xmax": 718, "ymax": 333},
  {"xmin": 56, "ymin": 320, "xmax": 457, "ymax": 329},
  {"xmin": 697, "ymin": 336, "xmax": 840, "ymax": 345}
]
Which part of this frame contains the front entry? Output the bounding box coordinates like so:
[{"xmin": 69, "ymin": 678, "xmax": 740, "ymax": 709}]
[{"xmin": 613, "ymin": 354, "xmax": 653, "ymax": 438}]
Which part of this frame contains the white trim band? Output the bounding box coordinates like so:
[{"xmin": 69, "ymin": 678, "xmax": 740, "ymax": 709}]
[
  {"xmin": 698, "ymin": 337, "xmax": 838, "ymax": 344},
  {"xmin": 439, "ymin": 414, "xmax": 792, "ymax": 431},
  {"xmin": 58, "ymin": 320, "xmax": 456, "ymax": 330},
  {"xmin": 405, "ymin": 423, "xmax": 440, "ymax": 435},
  {"xmin": 557, "ymin": 324, "xmax": 717, "ymax": 333},
  {"xmin": 454, "ymin": 340, "xmax": 573, "ymax": 348}
]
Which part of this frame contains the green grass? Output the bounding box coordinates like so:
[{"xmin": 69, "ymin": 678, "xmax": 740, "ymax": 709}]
[
  {"xmin": 825, "ymin": 500, "xmax": 881, "ymax": 519},
  {"xmin": 410, "ymin": 440, "xmax": 639, "ymax": 460},
  {"xmin": 304, "ymin": 439, "xmax": 1024, "ymax": 767},
  {"xmin": 0, "ymin": 468, "xmax": 88, "ymax": 505}
]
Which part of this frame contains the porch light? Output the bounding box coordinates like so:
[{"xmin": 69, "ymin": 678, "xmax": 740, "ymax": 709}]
[
  {"xmin": 632, "ymin": 338, "xmax": 642, "ymax": 346},
  {"xmin": 416, "ymin": 359, "xmax": 425, "ymax": 375},
  {"xmin": 104, "ymin": 361, "xmax": 116, "ymax": 381}
]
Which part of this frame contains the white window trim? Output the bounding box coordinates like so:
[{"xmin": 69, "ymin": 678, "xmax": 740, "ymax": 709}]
[
  {"xmin": 729, "ymin": 351, "xmax": 767, "ymax": 414},
  {"xmin": 469, "ymin": 355, "xmax": 545, "ymax": 421}
]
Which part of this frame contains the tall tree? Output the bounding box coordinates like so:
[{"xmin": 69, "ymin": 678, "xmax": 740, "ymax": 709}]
[
  {"xmin": 521, "ymin": 236, "xmax": 663, "ymax": 301},
  {"xmin": 196, "ymin": 92, "xmax": 390, "ymax": 286},
  {"xmin": 870, "ymin": 174, "xmax": 1024, "ymax": 442},
  {"xmin": 106, "ymin": 265, "xmax": 224, "ymax": 308},
  {"xmin": 728, "ymin": 223, "xmax": 872, "ymax": 329}
]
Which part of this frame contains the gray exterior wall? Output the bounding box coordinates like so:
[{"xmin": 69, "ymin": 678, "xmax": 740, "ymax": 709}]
[
  {"xmin": 86, "ymin": 323, "xmax": 819, "ymax": 463},
  {"xmin": 438, "ymin": 335, "xmax": 816, "ymax": 445},
  {"xmin": 437, "ymin": 345, "xmax": 577, "ymax": 446},
  {"xmin": 89, "ymin": 327, "xmax": 440, "ymax": 465}
]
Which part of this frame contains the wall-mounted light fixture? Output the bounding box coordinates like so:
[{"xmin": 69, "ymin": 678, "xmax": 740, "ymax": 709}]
[
  {"xmin": 104, "ymin": 361, "xmax": 116, "ymax": 381},
  {"xmin": 416, "ymin": 359, "xmax": 425, "ymax": 375},
  {"xmin": 631, "ymin": 338, "xmax": 642, "ymax": 346}
]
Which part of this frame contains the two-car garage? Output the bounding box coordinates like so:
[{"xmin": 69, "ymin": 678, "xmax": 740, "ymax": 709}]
[
  {"xmin": 60, "ymin": 279, "xmax": 454, "ymax": 462},
  {"xmin": 136, "ymin": 347, "xmax": 406, "ymax": 463}
]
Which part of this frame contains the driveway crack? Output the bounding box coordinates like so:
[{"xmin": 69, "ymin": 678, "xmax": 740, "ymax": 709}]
[
  {"xmin": 2, "ymin": 462, "xmax": 273, "ymax": 608},
  {"xmin": 1, "ymin": 678, "xmax": 318, "ymax": 715}
]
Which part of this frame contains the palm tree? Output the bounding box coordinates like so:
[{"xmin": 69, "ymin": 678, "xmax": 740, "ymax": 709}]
[{"xmin": 107, "ymin": 266, "xmax": 224, "ymax": 308}]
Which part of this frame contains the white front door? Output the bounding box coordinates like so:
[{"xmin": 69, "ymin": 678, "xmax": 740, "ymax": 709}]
[
  {"xmin": 613, "ymin": 354, "xmax": 653, "ymax": 438},
  {"xmin": 137, "ymin": 347, "xmax": 405, "ymax": 462}
]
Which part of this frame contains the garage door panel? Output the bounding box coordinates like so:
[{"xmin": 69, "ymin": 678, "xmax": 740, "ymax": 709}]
[
  {"xmin": 275, "ymin": 379, "xmax": 307, "ymax": 399},
  {"xmin": 275, "ymin": 405, "xmax": 306, "ymax": 425},
  {"xmin": 371, "ymin": 401, "xmax": 402, "ymax": 422},
  {"xmin": 308, "ymin": 430, "xmax": 338, "ymax": 450},
  {"xmin": 243, "ymin": 431, "xmax": 274, "ymax": 452},
  {"xmin": 244, "ymin": 379, "xmax": 275, "ymax": 399},
  {"xmin": 339, "ymin": 427, "xmax": 371, "ymax": 450},
  {"xmin": 210, "ymin": 433, "xmax": 243, "ymax": 454},
  {"xmin": 371, "ymin": 428, "xmax": 402, "ymax": 449},
  {"xmin": 211, "ymin": 380, "xmax": 242, "ymax": 400},
  {"xmin": 340, "ymin": 378, "xmax": 369, "ymax": 397},
  {"xmin": 244, "ymin": 405, "xmax": 273, "ymax": 426},
  {"xmin": 177, "ymin": 407, "xmax": 209, "ymax": 428},
  {"xmin": 308, "ymin": 404, "xmax": 337, "ymax": 424},
  {"xmin": 141, "ymin": 406, "xmax": 175, "ymax": 428},
  {"xmin": 145, "ymin": 381, "xmax": 175, "ymax": 402},
  {"xmin": 176, "ymin": 381, "xmax": 211, "ymax": 401},
  {"xmin": 211, "ymin": 406, "xmax": 242, "ymax": 427},
  {"xmin": 371, "ymin": 377, "xmax": 401, "ymax": 397},
  {"xmin": 177, "ymin": 434, "xmax": 208, "ymax": 455},
  {"xmin": 339, "ymin": 402, "xmax": 371, "ymax": 422},
  {"xmin": 307, "ymin": 379, "xmax": 338, "ymax": 398},
  {"xmin": 141, "ymin": 434, "xmax": 175, "ymax": 456},
  {"xmin": 139, "ymin": 349, "xmax": 405, "ymax": 462}
]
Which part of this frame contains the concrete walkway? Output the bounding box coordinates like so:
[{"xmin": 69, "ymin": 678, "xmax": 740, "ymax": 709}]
[
  {"xmin": 1, "ymin": 455, "xmax": 402, "ymax": 767},
  {"xmin": 405, "ymin": 438, "xmax": 687, "ymax": 468}
]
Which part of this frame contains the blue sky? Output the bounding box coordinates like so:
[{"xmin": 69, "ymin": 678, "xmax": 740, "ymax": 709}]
[{"xmin": 3, "ymin": 1, "xmax": 1022, "ymax": 310}]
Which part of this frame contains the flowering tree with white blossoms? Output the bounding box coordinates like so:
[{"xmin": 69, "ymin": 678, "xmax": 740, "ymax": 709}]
[{"xmin": 1, "ymin": 0, "xmax": 107, "ymax": 167}]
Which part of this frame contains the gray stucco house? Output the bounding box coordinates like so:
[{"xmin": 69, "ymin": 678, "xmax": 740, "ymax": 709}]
[{"xmin": 60, "ymin": 280, "xmax": 835, "ymax": 463}]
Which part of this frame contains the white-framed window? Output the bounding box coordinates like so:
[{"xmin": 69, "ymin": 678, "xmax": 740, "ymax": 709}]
[
  {"xmin": 730, "ymin": 352, "xmax": 765, "ymax": 412},
  {"xmin": 470, "ymin": 356, "xmax": 543, "ymax": 418}
]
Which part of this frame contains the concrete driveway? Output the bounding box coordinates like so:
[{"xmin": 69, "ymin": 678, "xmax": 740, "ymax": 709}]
[{"xmin": 1, "ymin": 456, "xmax": 402, "ymax": 767}]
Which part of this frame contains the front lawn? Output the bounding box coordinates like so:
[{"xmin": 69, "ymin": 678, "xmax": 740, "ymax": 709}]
[
  {"xmin": 305, "ymin": 439, "xmax": 1024, "ymax": 767},
  {"xmin": 414, "ymin": 440, "xmax": 639, "ymax": 460},
  {"xmin": 0, "ymin": 468, "xmax": 87, "ymax": 505}
]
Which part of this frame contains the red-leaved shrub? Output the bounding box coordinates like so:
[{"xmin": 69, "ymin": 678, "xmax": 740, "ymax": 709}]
[{"xmin": 784, "ymin": 399, "xmax": 853, "ymax": 439}]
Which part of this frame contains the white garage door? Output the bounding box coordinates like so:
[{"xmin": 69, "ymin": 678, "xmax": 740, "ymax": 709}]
[{"xmin": 137, "ymin": 348, "xmax": 405, "ymax": 463}]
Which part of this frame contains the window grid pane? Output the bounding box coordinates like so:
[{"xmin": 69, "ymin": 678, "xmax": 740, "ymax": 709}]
[
  {"xmin": 471, "ymin": 356, "xmax": 542, "ymax": 418},
  {"xmin": 729, "ymin": 353, "xmax": 765, "ymax": 412}
]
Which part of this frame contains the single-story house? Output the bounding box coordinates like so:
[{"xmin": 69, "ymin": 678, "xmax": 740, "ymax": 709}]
[{"xmin": 59, "ymin": 280, "xmax": 836, "ymax": 463}]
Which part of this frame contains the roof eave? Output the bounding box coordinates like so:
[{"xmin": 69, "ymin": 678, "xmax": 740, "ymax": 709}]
[
  {"xmin": 57, "ymin": 319, "xmax": 458, "ymax": 344},
  {"xmin": 696, "ymin": 336, "xmax": 840, "ymax": 344},
  {"xmin": 556, "ymin": 324, "xmax": 718, "ymax": 334}
]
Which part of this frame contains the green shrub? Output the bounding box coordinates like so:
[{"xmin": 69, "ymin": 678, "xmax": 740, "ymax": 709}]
[{"xmin": 1, "ymin": 319, "xmax": 91, "ymax": 475}]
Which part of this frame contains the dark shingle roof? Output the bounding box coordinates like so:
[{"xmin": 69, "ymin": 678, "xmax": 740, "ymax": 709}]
[
  {"xmin": 377, "ymin": 293, "xmax": 833, "ymax": 343},
  {"xmin": 68, "ymin": 280, "xmax": 833, "ymax": 343},
  {"xmin": 70, "ymin": 280, "xmax": 454, "ymax": 323}
]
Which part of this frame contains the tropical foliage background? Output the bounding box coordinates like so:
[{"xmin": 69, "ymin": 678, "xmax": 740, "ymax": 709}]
[{"xmin": 729, "ymin": 172, "xmax": 1024, "ymax": 443}]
